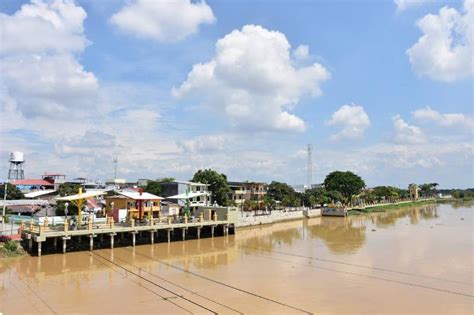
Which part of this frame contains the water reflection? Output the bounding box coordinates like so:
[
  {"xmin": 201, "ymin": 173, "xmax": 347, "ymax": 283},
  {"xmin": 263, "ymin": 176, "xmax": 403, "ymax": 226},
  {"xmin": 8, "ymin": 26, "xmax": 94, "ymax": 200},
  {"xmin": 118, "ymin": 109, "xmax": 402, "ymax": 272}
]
[{"xmin": 1, "ymin": 204, "xmax": 449, "ymax": 278}]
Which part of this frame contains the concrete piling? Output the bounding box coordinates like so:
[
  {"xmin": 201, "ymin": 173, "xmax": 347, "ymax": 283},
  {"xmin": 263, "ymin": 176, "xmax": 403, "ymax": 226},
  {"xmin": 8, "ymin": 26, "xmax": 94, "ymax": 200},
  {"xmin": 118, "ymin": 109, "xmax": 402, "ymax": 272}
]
[
  {"xmin": 37, "ymin": 242, "xmax": 42, "ymax": 257},
  {"xmin": 53, "ymin": 237, "xmax": 57, "ymax": 248},
  {"xmin": 89, "ymin": 235, "xmax": 94, "ymax": 251},
  {"xmin": 182, "ymin": 228, "xmax": 186, "ymax": 241},
  {"xmin": 62, "ymin": 238, "xmax": 67, "ymax": 254},
  {"xmin": 167, "ymin": 229, "xmax": 171, "ymax": 243},
  {"xmin": 150, "ymin": 231, "xmax": 154, "ymax": 244},
  {"xmin": 110, "ymin": 234, "xmax": 114, "ymax": 249},
  {"xmin": 132, "ymin": 233, "xmax": 136, "ymax": 247}
]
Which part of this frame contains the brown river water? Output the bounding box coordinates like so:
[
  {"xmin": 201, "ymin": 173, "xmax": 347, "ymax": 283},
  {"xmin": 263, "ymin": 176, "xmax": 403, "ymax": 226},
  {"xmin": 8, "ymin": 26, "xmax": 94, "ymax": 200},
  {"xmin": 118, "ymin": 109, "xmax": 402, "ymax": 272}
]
[{"xmin": 1, "ymin": 202, "xmax": 472, "ymax": 314}]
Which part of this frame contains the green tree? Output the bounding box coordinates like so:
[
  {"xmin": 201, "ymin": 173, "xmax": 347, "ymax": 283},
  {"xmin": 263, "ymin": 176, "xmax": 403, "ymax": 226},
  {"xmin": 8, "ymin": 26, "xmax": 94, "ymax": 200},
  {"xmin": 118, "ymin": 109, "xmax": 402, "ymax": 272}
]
[
  {"xmin": 263, "ymin": 195, "xmax": 276, "ymax": 210},
  {"xmin": 267, "ymin": 181, "xmax": 296, "ymax": 202},
  {"xmin": 0, "ymin": 183, "xmax": 24, "ymax": 200},
  {"xmin": 143, "ymin": 178, "xmax": 175, "ymax": 196},
  {"xmin": 323, "ymin": 171, "xmax": 365, "ymax": 205},
  {"xmin": 191, "ymin": 169, "xmax": 231, "ymax": 206},
  {"xmin": 304, "ymin": 187, "xmax": 331, "ymax": 207},
  {"xmin": 58, "ymin": 183, "xmax": 83, "ymax": 197}
]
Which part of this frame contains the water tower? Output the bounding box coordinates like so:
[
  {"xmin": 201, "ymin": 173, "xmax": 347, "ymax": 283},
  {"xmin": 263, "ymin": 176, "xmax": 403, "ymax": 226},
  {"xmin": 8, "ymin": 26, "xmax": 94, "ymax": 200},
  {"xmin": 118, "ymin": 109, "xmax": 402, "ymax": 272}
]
[{"xmin": 8, "ymin": 151, "xmax": 25, "ymax": 181}]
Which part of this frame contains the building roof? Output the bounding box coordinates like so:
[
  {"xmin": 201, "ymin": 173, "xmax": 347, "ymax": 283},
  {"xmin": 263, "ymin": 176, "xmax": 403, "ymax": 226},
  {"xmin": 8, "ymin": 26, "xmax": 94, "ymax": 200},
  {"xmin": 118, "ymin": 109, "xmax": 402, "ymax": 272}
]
[
  {"xmin": 0, "ymin": 199, "xmax": 49, "ymax": 207},
  {"xmin": 166, "ymin": 180, "xmax": 209, "ymax": 187},
  {"xmin": 115, "ymin": 190, "xmax": 164, "ymax": 200},
  {"xmin": 24, "ymin": 190, "xmax": 57, "ymax": 198},
  {"xmin": 56, "ymin": 191, "xmax": 107, "ymax": 201},
  {"xmin": 12, "ymin": 179, "xmax": 54, "ymax": 186},
  {"xmin": 167, "ymin": 191, "xmax": 210, "ymax": 200}
]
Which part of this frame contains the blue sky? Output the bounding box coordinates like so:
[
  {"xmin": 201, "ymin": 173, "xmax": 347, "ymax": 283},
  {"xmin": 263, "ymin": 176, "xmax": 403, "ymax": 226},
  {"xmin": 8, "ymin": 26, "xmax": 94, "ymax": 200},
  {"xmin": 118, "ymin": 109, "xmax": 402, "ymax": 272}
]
[{"xmin": 0, "ymin": 0, "xmax": 472, "ymax": 188}]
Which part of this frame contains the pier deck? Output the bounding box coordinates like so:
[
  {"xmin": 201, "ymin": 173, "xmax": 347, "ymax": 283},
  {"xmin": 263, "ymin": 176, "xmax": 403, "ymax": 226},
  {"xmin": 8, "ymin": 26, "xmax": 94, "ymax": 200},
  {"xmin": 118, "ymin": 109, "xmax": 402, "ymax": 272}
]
[{"xmin": 21, "ymin": 217, "xmax": 234, "ymax": 256}]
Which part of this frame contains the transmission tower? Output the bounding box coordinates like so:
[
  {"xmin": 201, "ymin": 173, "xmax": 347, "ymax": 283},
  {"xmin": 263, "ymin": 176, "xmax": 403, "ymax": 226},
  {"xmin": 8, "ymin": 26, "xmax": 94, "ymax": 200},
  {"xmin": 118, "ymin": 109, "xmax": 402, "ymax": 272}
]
[
  {"xmin": 113, "ymin": 156, "xmax": 119, "ymax": 181},
  {"xmin": 307, "ymin": 144, "xmax": 313, "ymax": 190}
]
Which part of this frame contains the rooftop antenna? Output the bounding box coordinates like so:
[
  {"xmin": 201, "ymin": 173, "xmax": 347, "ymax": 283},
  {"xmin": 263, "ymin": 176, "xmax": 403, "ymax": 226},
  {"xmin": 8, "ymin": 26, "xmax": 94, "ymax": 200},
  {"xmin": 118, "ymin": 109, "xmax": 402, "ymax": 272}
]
[
  {"xmin": 113, "ymin": 156, "xmax": 119, "ymax": 182},
  {"xmin": 307, "ymin": 144, "xmax": 313, "ymax": 190}
]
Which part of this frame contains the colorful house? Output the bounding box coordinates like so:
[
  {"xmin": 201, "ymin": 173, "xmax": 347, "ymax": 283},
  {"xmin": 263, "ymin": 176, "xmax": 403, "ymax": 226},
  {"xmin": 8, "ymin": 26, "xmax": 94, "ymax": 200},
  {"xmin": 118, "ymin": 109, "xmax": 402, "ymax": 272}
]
[{"xmin": 105, "ymin": 190, "xmax": 163, "ymax": 221}]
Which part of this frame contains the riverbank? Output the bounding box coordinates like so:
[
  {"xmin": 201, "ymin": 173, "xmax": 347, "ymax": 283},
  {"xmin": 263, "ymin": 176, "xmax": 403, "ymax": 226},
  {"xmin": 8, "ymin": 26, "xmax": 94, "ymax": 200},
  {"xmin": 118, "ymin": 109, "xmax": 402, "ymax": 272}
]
[
  {"xmin": 236, "ymin": 208, "xmax": 321, "ymax": 227},
  {"xmin": 348, "ymin": 199, "xmax": 436, "ymax": 215},
  {"xmin": 0, "ymin": 240, "xmax": 26, "ymax": 258}
]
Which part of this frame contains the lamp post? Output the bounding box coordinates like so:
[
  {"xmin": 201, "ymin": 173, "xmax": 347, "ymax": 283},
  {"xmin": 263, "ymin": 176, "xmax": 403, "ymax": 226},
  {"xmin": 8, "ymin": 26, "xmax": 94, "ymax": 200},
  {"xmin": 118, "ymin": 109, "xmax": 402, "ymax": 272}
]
[
  {"xmin": 2, "ymin": 182, "xmax": 7, "ymax": 234},
  {"xmin": 64, "ymin": 202, "xmax": 69, "ymax": 223}
]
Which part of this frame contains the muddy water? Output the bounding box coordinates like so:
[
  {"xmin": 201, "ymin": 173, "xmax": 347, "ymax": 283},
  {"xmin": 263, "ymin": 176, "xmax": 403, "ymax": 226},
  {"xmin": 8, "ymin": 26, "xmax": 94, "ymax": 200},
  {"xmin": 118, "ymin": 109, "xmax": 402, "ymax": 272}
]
[{"xmin": 1, "ymin": 203, "xmax": 472, "ymax": 314}]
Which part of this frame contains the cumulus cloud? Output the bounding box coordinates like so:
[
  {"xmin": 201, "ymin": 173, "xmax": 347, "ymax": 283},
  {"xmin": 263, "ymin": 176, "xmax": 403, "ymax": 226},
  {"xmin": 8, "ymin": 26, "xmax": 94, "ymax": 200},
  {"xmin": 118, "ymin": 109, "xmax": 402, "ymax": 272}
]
[
  {"xmin": 0, "ymin": 0, "xmax": 98, "ymax": 119},
  {"xmin": 293, "ymin": 45, "xmax": 309, "ymax": 59},
  {"xmin": 412, "ymin": 106, "xmax": 474, "ymax": 130},
  {"xmin": 1, "ymin": 54, "xmax": 98, "ymax": 118},
  {"xmin": 394, "ymin": 0, "xmax": 431, "ymax": 12},
  {"xmin": 173, "ymin": 25, "xmax": 330, "ymax": 132},
  {"xmin": 177, "ymin": 134, "xmax": 229, "ymax": 153},
  {"xmin": 326, "ymin": 104, "xmax": 370, "ymax": 141},
  {"xmin": 392, "ymin": 115, "xmax": 426, "ymax": 144},
  {"xmin": 0, "ymin": 0, "xmax": 88, "ymax": 54},
  {"xmin": 110, "ymin": 0, "xmax": 215, "ymax": 42},
  {"xmin": 406, "ymin": 0, "xmax": 474, "ymax": 81}
]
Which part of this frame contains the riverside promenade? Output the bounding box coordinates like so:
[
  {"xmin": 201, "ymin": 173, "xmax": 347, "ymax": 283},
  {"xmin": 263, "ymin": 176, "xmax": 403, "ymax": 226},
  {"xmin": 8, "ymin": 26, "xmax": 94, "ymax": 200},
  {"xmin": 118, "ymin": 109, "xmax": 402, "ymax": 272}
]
[{"xmin": 21, "ymin": 213, "xmax": 235, "ymax": 256}]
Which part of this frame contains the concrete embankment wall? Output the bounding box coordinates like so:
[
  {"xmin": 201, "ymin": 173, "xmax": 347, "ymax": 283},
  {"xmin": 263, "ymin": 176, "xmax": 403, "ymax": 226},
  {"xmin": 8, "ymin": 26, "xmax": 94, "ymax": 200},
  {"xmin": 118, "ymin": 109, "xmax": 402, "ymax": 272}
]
[{"xmin": 236, "ymin": 209, "xmax": 321, "ymax": 227}]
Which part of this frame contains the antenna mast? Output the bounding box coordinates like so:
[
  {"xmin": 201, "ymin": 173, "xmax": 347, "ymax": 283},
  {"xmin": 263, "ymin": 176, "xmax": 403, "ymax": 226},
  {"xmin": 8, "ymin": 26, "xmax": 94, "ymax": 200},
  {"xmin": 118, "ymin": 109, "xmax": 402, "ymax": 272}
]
[
  {"xmin": 113, "ymin": 156, "xmax": 119, "ymax": 181},
  {"xmin": 307, "ymin": 144, "xmax": 313, "ymax": 190}
]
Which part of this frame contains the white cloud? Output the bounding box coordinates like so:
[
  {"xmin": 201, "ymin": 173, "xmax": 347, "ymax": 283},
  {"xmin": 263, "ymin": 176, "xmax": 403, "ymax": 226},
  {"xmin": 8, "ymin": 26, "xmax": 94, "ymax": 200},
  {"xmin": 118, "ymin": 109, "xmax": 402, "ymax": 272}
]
[
  {"xmin": 177, "ymin": 134, "xmax": 229, "ymax": 153},
  {"xmin": 412, "ymin": 106, "xmax": 474, "ymax": 130},
  {"xmin": 392, "ymin": 114, "xmax": 426, "ymax": 144},
  {"xmin": 394, "ymin": 0, "xmax": 431, "ymax": 12},
  {"xmin": 406, "ymin": 0, "xmax": 474, "ymax": 81},
  {"xmin": 173, "ymin": 25, "xmax": 330, "ymax": 132},
  {"xmin": 110, "ymin": 0, "xmax": 215, "ymax": 42},
  {"xmin": 293, "ymin": 45, "xmax": 309, "ymax": 59},
  {"xmin": 326, "ymin": 104, "xmax": 371, "ymax": 141},
  {"xmin": 0, "ymin": 0, "xmax": 98, "ymax": 119},
  {"xmin": 0, "ymin": 0, "xmax": 88, "ymax": 54},
  {"xmin": 0, "ymin": 54, "xmax": 98, "ymax": 118}
]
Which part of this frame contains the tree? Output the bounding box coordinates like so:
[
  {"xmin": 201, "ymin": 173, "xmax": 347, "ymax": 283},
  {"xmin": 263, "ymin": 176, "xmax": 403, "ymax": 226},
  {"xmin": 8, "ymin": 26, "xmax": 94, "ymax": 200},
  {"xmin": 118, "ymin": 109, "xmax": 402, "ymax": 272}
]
[
  {"xmin": 143, "ymin": 178, "xmax": 175, "ymax": 196},
  {"xmin": 58, "ymin": 183, "xmax": 83, "ymax": 197},
  {"xmin": 304, "ymin": 187, "xmax": 331, "ymax": 207},
  {"xmin": 323, "ymin": 171, "xmax": 365, "ymax": 205},
  {"xmin": 267, "ymin": 181, "xmax": 296, "ymax": 202},
  {"xmin": 263, "ymin": 195, "xmax": 276, "ymax": 210},
  {"xmin": 0, "ymin": 183, "xmax": 24, "ymax": 200},
  {"xmin": 191, "ymin": 169, "xmax": 231, "ymax": 206}
]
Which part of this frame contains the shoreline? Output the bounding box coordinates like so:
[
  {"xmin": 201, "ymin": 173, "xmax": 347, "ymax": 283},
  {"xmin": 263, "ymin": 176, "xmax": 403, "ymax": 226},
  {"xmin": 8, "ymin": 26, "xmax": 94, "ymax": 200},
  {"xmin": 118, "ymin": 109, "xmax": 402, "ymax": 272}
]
[{"xmin": 347, "ymin": 199, "xmax": 437, "ymax": 215}]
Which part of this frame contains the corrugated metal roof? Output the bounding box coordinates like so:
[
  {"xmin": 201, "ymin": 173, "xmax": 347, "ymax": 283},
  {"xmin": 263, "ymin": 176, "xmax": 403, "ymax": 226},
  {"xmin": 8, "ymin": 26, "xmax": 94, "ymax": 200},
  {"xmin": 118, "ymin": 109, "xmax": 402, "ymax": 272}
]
[
  {"xmin": 12, "ymin": 179, "xmax": 53, "ymax": 186},
  {"xmin": 24, "ymin": 190, "xmax": 57, "ymax": 198},
  {"xmin": 56, "ymin": 191, "xmax": 106, "ymax": 201}
]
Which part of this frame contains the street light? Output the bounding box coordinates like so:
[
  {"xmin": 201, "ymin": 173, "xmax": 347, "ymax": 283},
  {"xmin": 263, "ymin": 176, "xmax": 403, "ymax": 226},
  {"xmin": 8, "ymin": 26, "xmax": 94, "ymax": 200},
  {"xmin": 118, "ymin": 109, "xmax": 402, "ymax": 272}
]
[{"xmin": 64, "ymin": 202, "xmax": 69, "ymax": 224}]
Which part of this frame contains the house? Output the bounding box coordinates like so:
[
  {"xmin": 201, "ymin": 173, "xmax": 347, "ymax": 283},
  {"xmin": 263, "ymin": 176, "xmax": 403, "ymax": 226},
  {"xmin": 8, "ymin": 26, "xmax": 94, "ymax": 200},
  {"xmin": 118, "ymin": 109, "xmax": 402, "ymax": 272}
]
[
  {"xmin": 160, "ymin": 181, "xmax": 212, "ymax": 211},
  {"xmin": 160, "ymin": 200, "xmax": 180, "ymax": 217},
  {"xmin": 228, "ymin": 181, "xmax": 267, "ymax": 207},
  {"xmin": 42, "ymin": 173, "xmax": 66, "ymax": 189},
  {"xmin": 105, "ymin": 189, "xmax": 163, "ymax": 222},
  {"xmin": 12, "ymin": 179, "xmax": 55, "ymax": 192}
]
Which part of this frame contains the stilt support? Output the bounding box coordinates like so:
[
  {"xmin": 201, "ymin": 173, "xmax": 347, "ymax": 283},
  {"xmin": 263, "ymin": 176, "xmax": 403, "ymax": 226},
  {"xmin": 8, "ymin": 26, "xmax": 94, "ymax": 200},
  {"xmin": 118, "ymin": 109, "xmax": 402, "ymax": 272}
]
[
  {"xmin": 62, "ymin": 237, "xmax": 68, "ymax": 254},
  {"xmin": 150, "ymin": 231, "xmax": 154, "ymax": 244},
  {"xmin": 167, "ymin": 229, "xmax": 171, "ymax": 243},
  {"xmin": 132, "ymin": 233, "xmax": 136, "ymax": 247},
  {"xmin": 182, "ymin": 228, "xmax": 186, "ymax": 241},
  {"xmin": 28, "ymin": 237, "xmax": 33, "ymax": 252},
  {"xmin": 110, "ymin": 234, "xmax": 114, "ymax": 249},
  {"xmin": 53, "ymin": 237, "xmax": 57, "ymax": 248},
  {"xmin": 89, "ymin": 235, "xmax": 94, "ymax": 251},
  {"xmin": 37, "ymin": 242, "xmax": 42, "ymax": 257},
  {"xmin": 211, "ymin": 226, "xmax": 215, "ymax": 237},
  {"xmin": 197, "ymin": 227, "xmax": 201, "ymax": 239}
]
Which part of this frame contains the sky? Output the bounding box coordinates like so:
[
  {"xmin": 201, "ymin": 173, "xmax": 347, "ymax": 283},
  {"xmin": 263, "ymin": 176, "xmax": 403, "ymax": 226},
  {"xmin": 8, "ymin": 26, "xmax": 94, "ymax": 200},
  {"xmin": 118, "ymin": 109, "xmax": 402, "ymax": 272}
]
[{"xmin": 0, "ymin": 0, "xmax": 473, "ymax": 188}]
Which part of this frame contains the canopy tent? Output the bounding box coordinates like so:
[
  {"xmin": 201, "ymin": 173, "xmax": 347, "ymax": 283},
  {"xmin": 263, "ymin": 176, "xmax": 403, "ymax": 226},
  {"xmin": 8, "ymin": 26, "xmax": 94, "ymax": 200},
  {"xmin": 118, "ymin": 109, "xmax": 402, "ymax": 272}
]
[
  {"xmin": 114, "ymin": 190, "xmax": 163, "ymax": 200},
  {"xmin": 56, "ymin": 189, "xmax": 106, "ymax": 224}
]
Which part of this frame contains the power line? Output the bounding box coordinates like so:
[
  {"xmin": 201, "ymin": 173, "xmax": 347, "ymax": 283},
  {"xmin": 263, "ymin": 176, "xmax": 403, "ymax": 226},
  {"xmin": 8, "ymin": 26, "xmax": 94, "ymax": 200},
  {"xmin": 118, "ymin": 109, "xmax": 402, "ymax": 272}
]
[{"xmin": 123, "ymin": 248, "xmax": 314, "ymax": 314}]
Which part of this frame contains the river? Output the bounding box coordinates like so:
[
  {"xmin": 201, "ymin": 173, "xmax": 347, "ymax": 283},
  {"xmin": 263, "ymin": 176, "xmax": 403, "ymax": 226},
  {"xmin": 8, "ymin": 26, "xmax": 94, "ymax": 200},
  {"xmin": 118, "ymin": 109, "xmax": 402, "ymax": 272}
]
[{"xmin": 1, "ymin": 202, "xmax": 472, "ymax": 314}]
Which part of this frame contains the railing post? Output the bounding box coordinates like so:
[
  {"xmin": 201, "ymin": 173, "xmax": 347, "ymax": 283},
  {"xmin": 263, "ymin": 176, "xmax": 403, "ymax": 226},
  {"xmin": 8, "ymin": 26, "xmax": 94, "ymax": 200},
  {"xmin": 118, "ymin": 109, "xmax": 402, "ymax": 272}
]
[
  {"xmin": 199, "ymin": 213, "xmax": 204, "ymax": 223},
  {"xmin": 64, "ymin": 219, "xmax": 69, "ymax": 232}
]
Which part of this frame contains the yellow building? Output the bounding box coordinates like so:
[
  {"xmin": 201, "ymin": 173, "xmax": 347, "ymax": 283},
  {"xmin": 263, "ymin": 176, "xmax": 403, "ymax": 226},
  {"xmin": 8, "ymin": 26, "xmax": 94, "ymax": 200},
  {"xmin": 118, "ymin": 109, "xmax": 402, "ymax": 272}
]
[{"xmin": 105, "ymin": 190, "xmax": 163, "ymax": 220}]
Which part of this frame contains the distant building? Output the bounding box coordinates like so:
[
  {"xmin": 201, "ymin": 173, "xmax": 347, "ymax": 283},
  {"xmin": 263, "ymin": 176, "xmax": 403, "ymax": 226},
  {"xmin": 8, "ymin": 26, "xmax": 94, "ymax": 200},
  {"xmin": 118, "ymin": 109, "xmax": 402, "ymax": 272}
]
[
  {"xmin": 228, "ymin": 181, "xmax": 267, "ymax": 207},
  {"xmin": 42, "ymin": 173, "xmax": 66, "ymax": 189},
  {"xmin": 12, "ymin": 179, "xmax": 54, "ymax": 192},
  {"xmin": 160, "ymin": 181, "xmax": 211, "ymax": 210}
]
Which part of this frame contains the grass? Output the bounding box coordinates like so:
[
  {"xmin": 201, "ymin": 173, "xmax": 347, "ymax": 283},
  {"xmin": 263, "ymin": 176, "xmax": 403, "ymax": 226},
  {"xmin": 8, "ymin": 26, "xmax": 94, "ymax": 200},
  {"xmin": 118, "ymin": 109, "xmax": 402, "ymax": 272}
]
[
  {"xmin": 0, "ymin": 240, "xmax": 26, "ymax": 258},
  {"xmin": 348, "ymin": 199, "xmax": 436, "ymax": 216}
]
